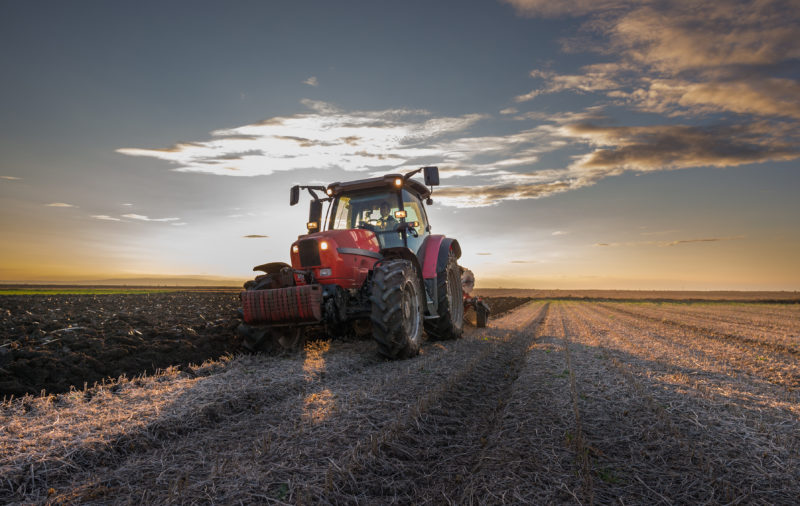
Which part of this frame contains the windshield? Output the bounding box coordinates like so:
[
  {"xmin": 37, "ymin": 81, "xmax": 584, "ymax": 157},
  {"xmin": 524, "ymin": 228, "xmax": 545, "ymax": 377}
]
[
  {"xmin": 329, "ymin": 189, "xmax": 405, "ymax": 248},
  {"xmin": 330, "ymin": 190, "xmax": 402, "ymax": 231}
]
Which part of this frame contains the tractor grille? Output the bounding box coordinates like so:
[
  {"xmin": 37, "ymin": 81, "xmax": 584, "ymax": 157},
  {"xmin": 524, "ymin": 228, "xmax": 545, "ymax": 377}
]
[{"xmin": 298, "ymin": 239, "xmax": 321, "ymax": 267}]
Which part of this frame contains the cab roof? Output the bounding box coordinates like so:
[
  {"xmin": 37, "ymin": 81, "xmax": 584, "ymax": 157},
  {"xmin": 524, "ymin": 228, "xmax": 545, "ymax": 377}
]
[{"xmin": 326, "ymin": 174, "xmax": 431, "ymax": 199}]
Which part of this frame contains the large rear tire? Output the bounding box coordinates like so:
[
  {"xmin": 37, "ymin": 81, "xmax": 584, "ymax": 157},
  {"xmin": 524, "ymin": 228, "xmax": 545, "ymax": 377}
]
[
  {"xmin": 370, "ymin": 259, "xmax": 425, "ymax": 359},
  {"xmin": 424, "ymin": 253, "xmax": 464, "ymax": 340}
]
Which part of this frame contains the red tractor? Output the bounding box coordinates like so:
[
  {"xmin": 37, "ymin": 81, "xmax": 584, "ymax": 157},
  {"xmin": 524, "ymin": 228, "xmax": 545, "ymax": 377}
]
[{"xmin": 238, "ymin": 166, "xmax": 474, "ymax": 359}]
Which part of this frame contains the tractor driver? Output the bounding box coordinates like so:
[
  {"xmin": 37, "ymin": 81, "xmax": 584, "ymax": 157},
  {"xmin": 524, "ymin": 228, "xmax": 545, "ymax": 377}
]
[{"xmin": 376, "ymin": 200, "xmax": 397, "ymax": 231}]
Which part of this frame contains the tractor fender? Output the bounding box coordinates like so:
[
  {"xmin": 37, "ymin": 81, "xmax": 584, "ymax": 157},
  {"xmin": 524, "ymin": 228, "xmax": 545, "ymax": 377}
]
[
  {"xmin": 421, "ymin": 236, "xmax": 461, "ymax": 279},
  {"xmin": 380, "ymin": 247, "xmax": 425, "ymax": 284},
  {"xmin": 419, "ymin": 236, "xmax": 461, "ymax": 317},
  {"xmin": 253, "ymin": 261, "xmax": 292, "ymax": 274}
]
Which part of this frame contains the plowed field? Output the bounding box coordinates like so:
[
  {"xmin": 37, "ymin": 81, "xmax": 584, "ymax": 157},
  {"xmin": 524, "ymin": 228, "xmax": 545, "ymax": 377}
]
[{"xmin": 1, "ymin": 299, "xmax": 798, "ymax": 504}]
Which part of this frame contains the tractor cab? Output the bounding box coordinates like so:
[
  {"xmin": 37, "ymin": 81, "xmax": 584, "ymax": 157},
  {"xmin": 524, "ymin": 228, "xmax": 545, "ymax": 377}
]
[
  {"xmin": 292, "ymin": 166, "xmax": 438, "ymax": 253},
  {"xmin": 328, "ymin": 186, "xmax": 430, "ymax": 252}
]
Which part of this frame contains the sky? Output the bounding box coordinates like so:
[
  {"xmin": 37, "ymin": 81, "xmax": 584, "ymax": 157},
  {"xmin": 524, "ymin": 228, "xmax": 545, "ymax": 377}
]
[{"xmin": 1, "ymin": 0, "xmax": 798, "ymax": 290}]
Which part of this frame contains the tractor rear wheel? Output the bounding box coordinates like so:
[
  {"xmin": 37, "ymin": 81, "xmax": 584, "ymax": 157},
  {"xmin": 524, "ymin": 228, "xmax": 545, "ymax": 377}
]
[
  {"xmin": 424, "ymin": 253, "xmax": 464, "ymax": 340},
  {"xmin": 370, "ymin": 259, "xmax": 425, "ymax": 359}
]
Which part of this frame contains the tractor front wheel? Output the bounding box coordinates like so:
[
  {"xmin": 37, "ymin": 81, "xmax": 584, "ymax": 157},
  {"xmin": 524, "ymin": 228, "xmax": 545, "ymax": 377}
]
[{"xmin": 370, "ymin": 259, "xmax": 425, "ymax": 359}]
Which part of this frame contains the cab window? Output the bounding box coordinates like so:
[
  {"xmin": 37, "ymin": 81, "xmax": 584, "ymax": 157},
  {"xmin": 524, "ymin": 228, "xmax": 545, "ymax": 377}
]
[
  {"xmin": 331, "ymin": 195, "xmax": 352, "ymax": 229},
  {"xmin": 402, "ymin": 190, "xmax": 428, "ymax": 253}
]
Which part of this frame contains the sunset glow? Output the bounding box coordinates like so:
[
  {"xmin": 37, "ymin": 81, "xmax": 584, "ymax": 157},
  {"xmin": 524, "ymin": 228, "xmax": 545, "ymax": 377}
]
[{"xmin": 1, "ymin": 0, "xmax": 798, "ymax": 290}]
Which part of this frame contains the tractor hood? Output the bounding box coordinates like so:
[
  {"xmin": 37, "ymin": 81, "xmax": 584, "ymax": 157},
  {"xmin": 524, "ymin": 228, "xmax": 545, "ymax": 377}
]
[{"xmin": 290, "ymin": 229, "xmax": 381, "ymax": 289}]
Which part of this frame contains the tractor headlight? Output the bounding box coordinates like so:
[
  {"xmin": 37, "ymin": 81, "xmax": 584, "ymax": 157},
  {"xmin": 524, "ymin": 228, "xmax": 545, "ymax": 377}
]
[
  {"xmin": 326, "ymin": 187, "xmax": 333, "ymax": 196},
  {"xmin": 394, "ymin": 210, "xmax": 407, "ymax": 219},
  {"xmin": 394, "ymin": 178, "xmax": 403, "ymax": 187},
  {"xmin": 292, "ymin": 245, "xmax": 299, "ymax": 254},
  {"xmin": 319, "ymin": 240, "xmax": 329, "ymax": 250},
  {"xmin": 319, "ymin": 268, "xmax": 332, "ymax": 277}
]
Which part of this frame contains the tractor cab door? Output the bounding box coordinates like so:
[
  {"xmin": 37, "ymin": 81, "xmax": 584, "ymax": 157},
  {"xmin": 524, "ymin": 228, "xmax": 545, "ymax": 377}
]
[{"xmin": 401, "ymin": 189, "xmax": 429, "ymax": 254}]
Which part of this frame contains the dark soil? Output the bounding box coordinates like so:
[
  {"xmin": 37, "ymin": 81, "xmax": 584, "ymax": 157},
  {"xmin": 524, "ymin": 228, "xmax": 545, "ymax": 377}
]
[
  {"xmin": 0, "ymin": 293, "xmax": 240, "ymax": 398},
  {"xmin": 464, "ymin": 296, "xmax": 532, "ymax": 326},
  {"xmin": 481, "ymin": 296, "xmax": 532, "ymax": 317},
  {"xmin": 0, "ymin": 293, "xmax": 530, "ymax": 398}
]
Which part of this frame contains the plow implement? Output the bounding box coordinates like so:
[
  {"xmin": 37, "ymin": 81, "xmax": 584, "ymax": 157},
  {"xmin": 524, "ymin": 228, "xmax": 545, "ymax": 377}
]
[{"xmin": 241, "ymin": 285, "xmax": 323, "ymax": 324}]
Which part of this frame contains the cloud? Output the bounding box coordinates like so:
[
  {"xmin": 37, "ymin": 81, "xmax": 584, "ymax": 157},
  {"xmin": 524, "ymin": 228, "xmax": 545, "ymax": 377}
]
[
  {"xmin": 510, "ymin": 260, "xmax": 536, "ymax": 263},
  {"xmin": 117, "ymin": 97, "xmax": 797, "ymax": 209},
  {"xmin": 627, "ymin": 77, "xmax": 800, "ymax": 120},
  {"xmin": 121, "ymin": 214, "xmax": 180, "ymax": 222},
  {"xmin": 46, "ymin": 203, "xmax": 75, "ymax": 208},
  {"xmin": 435, "ymin": 180, "xmax": 574, "ymax": 207},
  {"xmin": 517, "ymin": 67, "xmax": 625, "ymax": 102},
  {"xmin": 117, "ymin": 100, "xmax": 486, "ymax": 177},
  {"xmin": 303, "ymin": 76, "xmax": 319, "ymax": 87},
  {"xmin": 514, "ymin": 89, "xmax": 542, "ymax": 102},
  {"xmin": 665, "ymin": 236, "xmax": 744, "ymax": 246},
  {"xmin": 565, "ymin": 122, "xmax": 798, "ymax": 173},
  {"xmin": 507, "ymin": 0, "xmax": 800, "ymax": 121},
  {"xmin": 476, "ymin": 252, "xmax": 492, "ymax": 255},
  {"xmin": 1, "ymin": 176, "xmax": 21, "ymax": 181},
  {"xmin": 243, "ymin": 234, "xmax": 269, "ymax": 238},
  {"xmin": 502, "ymin": 0, "xmax": 630, "ymax": 18},
  {"xmin": 433, "ymin": 115, "xmax": 798, "ymax": 206},
  {"xmin": 593, "ymin": 236, "xmax": 745, "ymax": 247},
  {"xmin": 91, "ymin": 215, "xmax": 122, "ymax": 221},
  {"xmin": 552, "ymin": 230, "xmax": 568, "ymax": 235}
]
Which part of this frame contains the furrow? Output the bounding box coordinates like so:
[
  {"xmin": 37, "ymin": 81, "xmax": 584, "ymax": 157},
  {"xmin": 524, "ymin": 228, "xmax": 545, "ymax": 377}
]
[
  {"xmin": 567, "ymin": 302, "xmax": 800, "ymax": 504},
  {"xmin": 600, "ymin": 303, "xmax": 799, "ymax": 357},
  {"xmin": 322, "ymin": 304, "xmax": 549, "ymax": 504},
  {"xmin": 589, "ymin": 302, "xmax": 800, "ymax": 392}
]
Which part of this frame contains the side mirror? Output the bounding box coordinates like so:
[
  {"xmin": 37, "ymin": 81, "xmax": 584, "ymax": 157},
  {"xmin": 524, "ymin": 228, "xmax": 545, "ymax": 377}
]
[
  {"xmin": 290, "ymin": 185, "xmax": 300, "ymax": 206},
  {"xmin": 423, "ymin": 166, "xmax": 439, "ymax": 186},
  {"xmin": 307, "ymin": 200, "xmax": 323, "ymax": 233}
]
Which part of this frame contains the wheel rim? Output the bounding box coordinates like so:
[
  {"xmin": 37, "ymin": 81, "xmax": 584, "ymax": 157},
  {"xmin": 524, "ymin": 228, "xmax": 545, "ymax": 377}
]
[{"xmin": 402, "ymin": 277, "xmax": 421, "ymax": 342}]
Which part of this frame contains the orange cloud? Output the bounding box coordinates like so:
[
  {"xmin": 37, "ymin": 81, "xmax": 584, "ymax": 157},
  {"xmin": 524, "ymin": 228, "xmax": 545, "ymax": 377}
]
[{"xmin": 505, "ymin": 0, "xmax": 800, "ymax": 126}]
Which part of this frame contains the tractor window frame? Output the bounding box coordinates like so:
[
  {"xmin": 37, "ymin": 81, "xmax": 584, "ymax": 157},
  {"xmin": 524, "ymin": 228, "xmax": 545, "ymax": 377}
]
[{"xmin": 401, "ymin": 189, "xmax": 428, "ymax": 236}]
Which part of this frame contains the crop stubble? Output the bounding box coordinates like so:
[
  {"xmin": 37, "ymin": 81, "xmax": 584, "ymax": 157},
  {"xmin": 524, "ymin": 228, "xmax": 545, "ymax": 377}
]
[{"xmin": 0, "ymin": 299, "xmax": 797, "ymax": 504}]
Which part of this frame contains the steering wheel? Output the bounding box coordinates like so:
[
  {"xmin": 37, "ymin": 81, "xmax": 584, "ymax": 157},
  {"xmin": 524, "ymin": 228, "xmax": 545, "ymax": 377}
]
[{"xmin": 357, "ymin": 220, "xmax": 378, "ymax": 231}]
